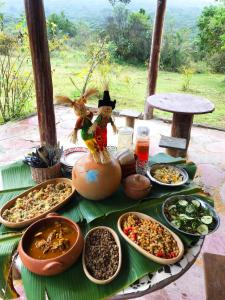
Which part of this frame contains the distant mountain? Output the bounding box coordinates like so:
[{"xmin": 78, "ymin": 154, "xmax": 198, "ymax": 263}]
[{"xmin": 1, "ymin": 0, "xmax": 216, "ymax": 29}]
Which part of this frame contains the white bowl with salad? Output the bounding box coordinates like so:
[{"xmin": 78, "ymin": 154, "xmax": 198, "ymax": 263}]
[{"xmin": 162, "ymin": 195, "xmax": 220, "ymax": 236}]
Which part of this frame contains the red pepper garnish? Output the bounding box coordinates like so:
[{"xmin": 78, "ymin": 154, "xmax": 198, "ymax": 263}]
[
  {"xmin": 156, "ymin": 250, "xmax": 164, "ymax": 258},
  {"xmin": 169, "ymin": 252, "xmax": 176, "ymax": 258},
  {"xmin": 130, "ymin": 232, "xmax": 137, "ymax": 241},
  {"xmin": 123, "ymin": 226, "xmax": 134, "ymax": 235}
]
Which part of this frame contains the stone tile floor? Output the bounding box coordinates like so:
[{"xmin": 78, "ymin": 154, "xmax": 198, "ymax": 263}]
[{"xmin": 0, "ymin": 106, "xmax": 225, "ymax": 300}]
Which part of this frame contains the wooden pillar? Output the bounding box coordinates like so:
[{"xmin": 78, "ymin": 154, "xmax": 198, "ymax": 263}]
[
  {"xmin": 24, "ymin": 0, "xmax": 57, "ymax": 147},
  {"xmin": 144, "ymin": 0, "xmax": 167, "ymax": 119}
]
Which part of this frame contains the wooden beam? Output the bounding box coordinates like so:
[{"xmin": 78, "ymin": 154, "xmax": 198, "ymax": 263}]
[
  {"xmin": 144, "ymin": 0, "xmax": 167, "ymax": 119},
  {"xmin": 24, "ymin": 0, "xmax": 57, "ymax": 147}
]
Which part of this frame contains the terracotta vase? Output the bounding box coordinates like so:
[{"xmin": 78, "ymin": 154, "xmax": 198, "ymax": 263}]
[{"xmin": 72, "ymin": 154, "xmax": 122, "ymax": 200}]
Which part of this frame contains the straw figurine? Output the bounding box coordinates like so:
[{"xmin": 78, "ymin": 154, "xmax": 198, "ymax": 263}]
[
  {"xmin": 88, "ymin": 84, "xmax": 117, "ymax": 163},
  {"xmin": 55, "ymin": 88, "xmax": 101, "ymax": 163}
]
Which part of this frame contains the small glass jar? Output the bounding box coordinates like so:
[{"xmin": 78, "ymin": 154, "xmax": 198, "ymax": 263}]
[
  {"xmin": 135, "ymin": 126, "xmax": 150, "ymax": 161},
  {"xmin": 117, "ymin": 127, "xmax": 134, "ymax": 151}
]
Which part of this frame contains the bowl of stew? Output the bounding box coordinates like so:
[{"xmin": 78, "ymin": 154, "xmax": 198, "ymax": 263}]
[{"xmin": 18, "ymin": 213, "xmax": 84, "ymax": 276}]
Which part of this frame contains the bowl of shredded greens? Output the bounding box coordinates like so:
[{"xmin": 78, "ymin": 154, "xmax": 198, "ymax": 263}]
[{"xmin": 162, "ymin": 195, "xmax": 220, "ymax": 236}]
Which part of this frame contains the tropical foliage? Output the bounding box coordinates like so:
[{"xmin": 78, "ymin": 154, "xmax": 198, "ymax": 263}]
[{"xmin": 197, "ymin": 4, "xmax": 225, "ymax": 72}]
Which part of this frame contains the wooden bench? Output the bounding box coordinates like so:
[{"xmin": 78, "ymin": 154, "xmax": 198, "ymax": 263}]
[
  {"xmin": 159, "ymin": 135, "xmax": 187, "ymax": 157},
  {"xmin": 119, "ymin": 110, "xmax": 142, "ymax": 128}
]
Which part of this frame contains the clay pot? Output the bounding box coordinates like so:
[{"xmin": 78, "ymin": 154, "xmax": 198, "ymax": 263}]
[
  {"xmin": 18, "ymin": 213, "xmax": 84, "ymax": 276},
  {"xmin": 72, "ymin": 154, "xmax": 122, "ymax": 200},
  {"xmin": 123, "ymin": 174, "xmax": 152, "ymax": 200}
]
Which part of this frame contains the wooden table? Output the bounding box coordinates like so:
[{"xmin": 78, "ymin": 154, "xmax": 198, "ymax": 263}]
[{"xmin": 147, "ymin": 93, "xmax": 215, "ymax": 157}]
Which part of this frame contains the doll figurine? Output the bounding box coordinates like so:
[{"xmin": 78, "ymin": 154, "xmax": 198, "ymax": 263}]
[
  {"xmin": 88, "ymin": 86, "xmax": 117, "ymax": 163},
  {"xmin": 55, "ymin": 89, "xmax": 101, "ymax": 163}
]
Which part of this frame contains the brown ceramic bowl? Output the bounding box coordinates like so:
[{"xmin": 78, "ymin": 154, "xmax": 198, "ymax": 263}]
[
  {"xmin": 18, "ymin": 213, "xmax": 84, "ymax": 276},
  {"xmin": 123, "ymin": 174, "xmax": 152, "ymax": 200},
  {"xmin": 0, "ymin": 178, "xmax": 75, "ymax": 229}
]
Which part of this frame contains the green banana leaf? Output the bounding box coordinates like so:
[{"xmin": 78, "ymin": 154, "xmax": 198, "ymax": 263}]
[
  {"xmin": 0, "ymin": 154, "xmax": 213, "ymax": 300},
  {"xmin": 20, "ymin": 194, "xmax": 213, "ymax": 300},
  {"xmin": 0, "ymin": 233, "xmax": 21, "ymax": 299},
  {"xmin": 0, "ymin": 161, "xmax": 34, "ymax": 191}
]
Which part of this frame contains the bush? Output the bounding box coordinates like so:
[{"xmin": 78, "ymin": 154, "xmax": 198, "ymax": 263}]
[
  {"xmin": 160, "ymin": 27, "xmax": 193, "ymax": 72},
  {"xmin": 188, "ymin": 61, "xmax": 210, "ymax": 74},
  {"xmin": 0, "ymin": 32, "xmax": 16, "ymax": 55},
  {"xmin": 47, "ymin": 12, "xmax": 77, "ymax": 38},
  {"xmin": 0, "ymin": 34, "xmax": 34, "ymax": 123},
  {"xmin": 180, "ymin": 66, "xmax": 195, "ymax": 91},
  {"xmin": 208, "ymin": 52, "xmax": 225, "ymax": 73}
]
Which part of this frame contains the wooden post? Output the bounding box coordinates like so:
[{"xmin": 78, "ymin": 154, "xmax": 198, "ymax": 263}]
[
  {"xmin": 144, "ymin": 0, "xmax": 167, "ymax": 119},
  {"xmin": 167, "ymin": 113, "xmax": 193, "ymax": 157},
  {"xmin": 24, "ymin": 0, "xmax": 57, "ymax": 147}
]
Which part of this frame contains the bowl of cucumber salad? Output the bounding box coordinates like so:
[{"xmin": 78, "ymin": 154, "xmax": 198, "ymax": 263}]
[{"xmin": 162, "ymin": 195, "xmax": 220, "ymax": 236}]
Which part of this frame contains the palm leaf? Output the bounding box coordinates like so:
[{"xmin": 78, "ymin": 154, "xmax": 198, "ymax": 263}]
[{"xmin": 0, "ymin": 233, "xmax": 21, "ymax": 299}]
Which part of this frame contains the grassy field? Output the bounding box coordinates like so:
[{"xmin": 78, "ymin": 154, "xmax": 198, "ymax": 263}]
[{"xmin": 51, "ymin": 50, "xmax": 225, "ymax": 128}]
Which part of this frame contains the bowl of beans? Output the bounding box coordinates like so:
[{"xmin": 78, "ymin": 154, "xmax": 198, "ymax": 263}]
[{"xmin": 82, "ymin": 226, "xmax": 122, "ymax": 284}]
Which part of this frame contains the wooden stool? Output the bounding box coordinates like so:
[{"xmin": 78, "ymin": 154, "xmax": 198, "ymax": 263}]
[
  {"xmin": 159, "ymin": 135, "xmax": 187, "ymax": 157},
  {"xmin": 203, "ymin": 252, "xmax": 225, "ymax": 300},
  {"xmin": 119, "ymin": 110, "xmax": 142, "ymax": 128}
]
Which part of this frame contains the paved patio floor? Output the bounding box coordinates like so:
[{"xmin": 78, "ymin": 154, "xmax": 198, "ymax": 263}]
[{"xmin": 0, "ymin": 106, "xmax": 225, "ymax": 300}]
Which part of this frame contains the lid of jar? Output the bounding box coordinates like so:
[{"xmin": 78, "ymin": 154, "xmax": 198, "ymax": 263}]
[
  {"xmin": 137, "ymin": 126, "xmax": 149, "ymax": 137},
  {"xmin": 118, "ymin": 127, "xmax": 134, "ymax": 134},
  {"xmin": 123, "ymin": 174, "xmax": 151, "ymax": 190}
]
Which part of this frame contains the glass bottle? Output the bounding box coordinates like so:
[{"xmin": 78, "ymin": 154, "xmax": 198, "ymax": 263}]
[{"xmin": 135, "ymin": 126, "xmax": 150, "ymax": 161}]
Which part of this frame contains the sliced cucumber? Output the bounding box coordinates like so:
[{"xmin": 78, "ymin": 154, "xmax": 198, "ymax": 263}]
[
  {"xmin": 201, "ymin": 215, "xmax": 213, "ymax": 224},
  {"xmin": 168, "ymin": 204, "xmax": 177, "ymax": 211},
  {"xmin": 192, "ymin": 199, "xmax": 200, "ymax": 207},
  {"xmin": 178, "ymin": 200, "xmax": 188, "ymax": 206},
  {"xmin": 185, "ymin": 205, "xmax": 195, "ymax": 214},
  {"xmin": 197, "ymin": 224, "xmax": 209, "ymax": 235},
  {"xmin": 179, "ymin": 214, "xmax": 194, "ymax": 220},
  {"xmin": 171, "ymin": 219, "xmax": 181, "ymax": 228}
]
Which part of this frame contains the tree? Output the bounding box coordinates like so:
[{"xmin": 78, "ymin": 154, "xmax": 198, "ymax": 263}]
[
  {"xmin": 104, "ymin": 6, "xmax": 152, "ymax": 62},
  {"xmin": 197, "ymin": 6, "xmax": 225, "ymax": 56},
  {"xmin": 160, "ymin": 25, "xmax": 193, "ymax": 71},
  {"xmin": 47, "ymin": 12, "xmax": 76, "ymax": 38},
  {"xmin": 109, "ymin": 0, "xmax": 131, "ymax": 6},
  {"xmin": 197, "ymin": 5, "xmax": 225, "ymax": 72}
]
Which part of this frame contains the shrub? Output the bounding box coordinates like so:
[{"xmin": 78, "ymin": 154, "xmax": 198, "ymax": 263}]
[
  {"xmin": 180, "ymin": 66, "xmax": 195, "ymax": 91},
  {"xmin": 0, "ymin": 34, "xmax": 34, "ymax": 123},
  {"xmin": 208, "ymin": 52, "xmax": 225, "ymax": 73}
]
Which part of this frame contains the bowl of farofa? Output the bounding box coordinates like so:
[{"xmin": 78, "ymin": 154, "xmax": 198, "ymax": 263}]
[
  {"xmin": 147, "ymin": 163, "xmax": 188, "ymax": 187},
  {"xmin": 0, "ymin": 178, "xmax": 75, "ymax": 228}
]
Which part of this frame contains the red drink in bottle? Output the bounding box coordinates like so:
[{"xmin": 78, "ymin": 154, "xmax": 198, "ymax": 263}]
[
  {"xmin": 135, "ymin": 140, "xmax": 149, "ymax": 161},
  {"xmin": 135, "ymin": 127, "xmax": 150, "ymax": 161}
]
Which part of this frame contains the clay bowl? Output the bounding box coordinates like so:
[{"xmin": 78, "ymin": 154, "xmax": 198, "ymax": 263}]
[
  {"xmin": 82, "ymin": 226, "xmax": 122, "ymax": 284},
  {"xmin": 0, "ymin": 178, "xmax": 75, "ymax": 229},
  {"xmin": 118, "ymin": 212, "xmax": 184, "ymax": 265},
  {"xmin": 18, "ymin": 213, "xmax": 84, "ymax": 276},
  {"xmin": 123, "ymin": 174, "xmax": 152, "ymax": 200}
]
